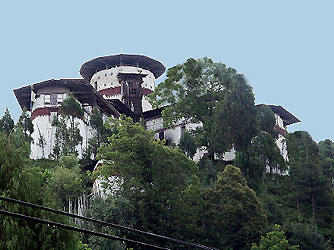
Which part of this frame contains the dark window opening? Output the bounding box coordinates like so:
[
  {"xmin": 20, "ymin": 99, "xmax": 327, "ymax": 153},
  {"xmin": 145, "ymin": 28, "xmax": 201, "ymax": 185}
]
[
  {"xmin": 50, "ymin": 94, "xmax": 57, "ymax": 105},
  {"xmin": 159, "ymin": 131, "xmax": 164, "ymax": 141},
  {"xmin": 127, "ymin": 81, "xmax": 138, "ymax": 95}
]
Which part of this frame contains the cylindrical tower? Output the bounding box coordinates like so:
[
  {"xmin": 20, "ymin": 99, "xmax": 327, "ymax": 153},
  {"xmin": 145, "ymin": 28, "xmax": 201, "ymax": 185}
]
[{"xmin": 80, "ymin": 54, "xmax": 165, "ymax": 116}]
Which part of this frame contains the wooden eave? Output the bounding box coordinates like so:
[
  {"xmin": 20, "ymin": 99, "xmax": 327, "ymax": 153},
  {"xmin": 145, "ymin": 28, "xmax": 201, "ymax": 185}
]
[
  {"xmin": 13, "ymin": 79, "xmax": 119, "ymax": 117},
  {"xmin": 80, "ymin": 54, "xmax": 165, "ymax": 81}
]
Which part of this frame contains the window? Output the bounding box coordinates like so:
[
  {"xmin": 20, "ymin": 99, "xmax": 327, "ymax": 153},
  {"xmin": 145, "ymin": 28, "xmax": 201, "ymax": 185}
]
[
  {"xmin": 50, "ymin": 94, "xmax": 57, "ymax": 105},
  {"xmin": 57, "ymin": 94, "xmax": 63, "ymax": 103},
  {"xmin": 127, "ymin": 81, "xmax": 137, "ymax": 95},
  {"xmin": 159, "ymin": 132, "xmax": 164, "ymax": 141},
  {"xmin": 44, "ymin": 94, "xmax": 50, "ymax": 103},
  {"xmin": 44, "ymin": 93, "xmax": 65, "ymax": 105}
]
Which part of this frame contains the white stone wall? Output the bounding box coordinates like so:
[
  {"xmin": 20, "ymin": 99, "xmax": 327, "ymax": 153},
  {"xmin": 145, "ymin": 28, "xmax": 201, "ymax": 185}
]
[
  {"xmin": 274, "ymin": 114, "xmax": 284, "ymax": 129},
  {"xmin": 30, "ymin": 90, "xmax": 95, "ymax": 159},
  {"xmin": 30, "ymin": 111, "xmax": 93, "ymax": 159},
  {"xmin": 90, "ymin": 66, "xmax": 156, "ymax": 112},
  {"xmin": 146, "ymin": 115, "xmax": 289, "ymax": 163},
  {"xmin": 273, "ymin": 114, "xmax": 288, "ymax": 161}
]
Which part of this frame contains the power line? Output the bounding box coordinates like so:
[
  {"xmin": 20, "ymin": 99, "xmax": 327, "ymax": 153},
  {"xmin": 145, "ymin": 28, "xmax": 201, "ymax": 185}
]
[
  {"xmin": 0, "ymin": 209, "xmax": 170, "ymax": 250},
  {"xmin": 0, "ymin": 196, "xmax": 216, "ymax": 250}
]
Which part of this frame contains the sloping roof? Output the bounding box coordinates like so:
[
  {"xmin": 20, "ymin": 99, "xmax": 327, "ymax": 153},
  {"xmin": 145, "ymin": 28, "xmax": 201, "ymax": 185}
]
[
  {"xmin": 13, "ymin": 79, "xmax": 119, "ymax": 117},
  {"xmin": 80, "ymin": 54, "xmax": 165, "ymax": 81},
  {"xmin": 257, "ymin": 104, "xmax": 301, "ymax": 126},
  {"xmin": 108, "ymin": 99, "xmax": 134, "ymax": 117},
  {"xmin": 142, "ymin": 107, "xmax": 166, "ymax": 120}
]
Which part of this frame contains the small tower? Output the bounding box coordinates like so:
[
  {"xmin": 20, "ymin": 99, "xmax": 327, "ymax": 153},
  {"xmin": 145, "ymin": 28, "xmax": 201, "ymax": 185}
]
[{"xmin": 80, "ymin": 54, "xmax": 165, "ymax": 118}]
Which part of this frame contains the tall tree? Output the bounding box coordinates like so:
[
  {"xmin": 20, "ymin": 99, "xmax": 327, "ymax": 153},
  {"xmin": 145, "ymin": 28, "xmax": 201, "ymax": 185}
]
[
  {"xmin": 85, "ymin": 196, "xmax": 133, "ymax": 250},
  {"xmin": 16, "ymin": 107, "xmax": 34, "ymax": 141},
  {"xmin": 178, "ymin": 130, "xmax": 197, "ymax": 158},
  {"xmin": 84, "ymin": 107, "xmax": 111, "ymax": 160},
  {"xmin": 283, "ymin": 222, "xmax": 327, "ymax": 250},
  {"xmin": 286, "ymin": 131, "xmax": 334, "ymax": 232},
  {"xmin": 211, "ymin": 75, "xmax": 258, "ymax": 154},
  {"xmin": 44, "ymin": 155, "xmax": 84, "ymax": 209},
  {"xmin": 51, "ymin": 94, "xmax": 83, "ymax": 158},
  {"xmin": 0, "ymin": 108, "xmax": 14, "ymax": 135},
  {"xmin": 318, "ymin": 139, "xmax": 334, "ymax": 191},
  {"xmin": 0, "ymin": 131, "xmax": 82, "ymax": 250},
  {"xmin": 97, "ymin": 116, "xmax": 203, "ymax": 248},
  {"xmin": 203, "ymin": 165, "xmax": 267, "ymax": 249},
  {"xmin": 148, "ymin": 57, "xmax": 258, "ymax": 159}
]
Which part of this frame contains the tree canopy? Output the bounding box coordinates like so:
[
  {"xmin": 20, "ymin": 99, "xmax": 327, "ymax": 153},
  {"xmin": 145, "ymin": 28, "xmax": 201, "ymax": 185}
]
[
  {"xmin": 204, "ymin": 165, "xmax": 267, "ymax": 249},
  {"xmin": 148, "ymin": 57, "xmax": 258, "ymax": 158}
]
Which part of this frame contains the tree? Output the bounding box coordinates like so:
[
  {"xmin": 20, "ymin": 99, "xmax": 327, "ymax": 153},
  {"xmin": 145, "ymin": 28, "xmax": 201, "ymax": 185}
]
[
  {"xmin": 85, "ymin": 195, "xmax": 134, "ymax": 250},
  {"xmin": 148, "ymin": 57, "xmax": 258, "ymax": 160},
  {"xmin": 318, "ymin": 139, "xmax": 334, "ymax": 159},
  {"xmin": 251, "ymin": 224, "xmax": 299, "ymax": 250},
  {"xmin": 16, "ymin": 107, "xmax": 34, "ymax": 142},
  {"xmin": 203, "ymin": 165, "xmax": 267, "ymax": 249},
  {"xmin": 0, "ymin": 108, "xmax": 14, "ymax": 135},
  {"xmin": 45, "ymin": 155, "xmax": 84, "ymax": 209},
  {"xmin": 318, "ymin": 139, "xmax": 334, "ymax": 191},
  {"xmin": 84, "ymin": 107, "xmax": 111, "ymax": 160},
  {"xmin": 286, "ymin": 131, "xmax": 334, "ymax": 230},
  {"xmin": 0, "ymin": 131, "xmax": 82, "ymax": 250},
  {"xmin": 178, "ymin": 130, "xmax": 197, "ymax": 158},
  {"xmin": 283, "ymin": 222, "xmax": 327, "ymax": 250},
  {"xmin": 97, "ymin": 116, "xmax": 203, "ymax": 248},
  {"xmin": 256, "ymin": 105, "xmax": 276, "ymax": 136},
  {"xmin": 51, "ymin": 94, "xmax": 83, "ymax": 158},
  {"xmin": 36, "ymin": 125, "xmax": 47, "ymax": 158},
  {"xmin": 211, "ymin": 75, "xmax": 258, "ymax": 153},
  {"xmin": 9, "ymin": 108, "xmax": 35, "ymax": 153}
]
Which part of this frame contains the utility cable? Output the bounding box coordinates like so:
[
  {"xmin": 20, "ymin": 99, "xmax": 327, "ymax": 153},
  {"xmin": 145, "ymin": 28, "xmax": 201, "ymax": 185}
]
[
  {"xmin": 0, "ymin": 209, "xmax": 170, "ymax": 250},
  {"xmin": 0, "ymin": 196, "xmax": 216, "ymax": 250}
]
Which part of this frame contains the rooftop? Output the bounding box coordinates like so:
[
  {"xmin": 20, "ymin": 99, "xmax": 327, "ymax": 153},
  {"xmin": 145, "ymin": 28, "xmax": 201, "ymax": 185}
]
[
  {"xmin": 80, "ymin": 54, "xmax": 166, "ymax": 81},
  {"xmin": 13, "ymin": 79, "xmax": 119, "ymax": 117}
]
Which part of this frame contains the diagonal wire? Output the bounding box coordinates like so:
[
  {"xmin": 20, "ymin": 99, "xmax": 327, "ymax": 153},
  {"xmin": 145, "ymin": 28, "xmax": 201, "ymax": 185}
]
[
  {"xmin": 0, "ymin": 196, "xmax": 217, "ymax": 250},
  {"xmin": 0, "ymin": 209, "xmax": 170, "ymax": 250}
]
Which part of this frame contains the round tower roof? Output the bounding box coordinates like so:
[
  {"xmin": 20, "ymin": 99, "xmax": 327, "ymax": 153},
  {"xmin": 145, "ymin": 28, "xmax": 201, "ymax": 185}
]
[{"xmin": 80, "ymin": 54, "xmax": 166, "ymax": 81}]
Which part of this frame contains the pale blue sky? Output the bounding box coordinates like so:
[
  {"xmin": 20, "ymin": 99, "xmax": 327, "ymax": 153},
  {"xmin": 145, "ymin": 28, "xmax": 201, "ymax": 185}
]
[{"xmin": 0, "ymin": 1, "xmax": 333, "ymax": 142}]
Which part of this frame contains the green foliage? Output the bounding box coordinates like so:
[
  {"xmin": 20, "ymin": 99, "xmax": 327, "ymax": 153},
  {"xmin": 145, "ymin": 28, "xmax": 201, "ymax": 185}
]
[
  {"xmin": 318, "ymin": 139, "xmax": 334, "ymax": 191},
  {"xmin": 45, "ymin": 155, "xmax": 84, "ymax": 208},
  {"xmin": 286, "ymin": 131, "xmax": 334, "ymax": 231},
  {"xmin": 98, "ymin": 116, "xmax": 203, "ymax": 247},
  {"xmin": 257, "ymin": 105, "xmax": 276, "ymax": 136},
  {"xmin": 85, "ymin": 196, "xmax": 133, "ymax": 250},
  {"xmin": 84, "ymin": 107, "xmax": 112, "ymax": 160},
  {"xmin": 197, "ymin": 155, "xmax": 222, "ymax": 187},
  {"xmin": 61, "ymin": 93, "xmax": 84, "ymax": 119},
  {"xmin": 148, "ymin": 57, "xmax": 258, "ymax": 159},
  {"xmin": 15, "ymin": 108, "xmax": 34, "ymax": 142},
  {"xmin": 0, "ymin": 132, "xmax": 82, "ymax": 250},
  {"xmin": 235, "ymin": 132, "xmax": 286, "ymax": 193},
  {"xmin": 212, "ymin": 75, "xmax": 258, "ymax": 153},
  {"xmin": 204, "ymin": 165, "xmax": 267, "ymax": 249},
  {"xmin": 251, "ymin": 224, "xmax": 299, "ymax": 250},
  {"xmin": 178, "ymin": 130, "xmax": 197, "ymax": 158},
  {"xmin": 283, "ymin": 222, "xmax": 327, "ymax": 250},
  {"xmin": 36, "ymin": 128, "xmax": 47, "ymax": 158},
  {"xmin": 318, "ymin": 139, "xmax": 334, "ymax": 158},
  {"xmin": 51, "ymin": 95, "xmax": 83, "ymax": 158},
  {"xmin": 0, "ymin": 107, "xmax": 14, "ymax": 135}
]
